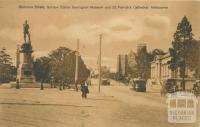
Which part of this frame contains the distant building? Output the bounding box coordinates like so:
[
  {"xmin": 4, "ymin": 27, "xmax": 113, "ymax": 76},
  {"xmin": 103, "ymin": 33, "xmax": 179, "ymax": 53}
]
[
  {"xmin": 117, "ymin": 43, "xmax": 147, "ymax": 78},
  {"xmin": 117, "ymin": 54, "xmax": 128, "ymax": 76},
  {"xmin": 137, "ymin": 43, "xmax": 147, "ymax": 53}
]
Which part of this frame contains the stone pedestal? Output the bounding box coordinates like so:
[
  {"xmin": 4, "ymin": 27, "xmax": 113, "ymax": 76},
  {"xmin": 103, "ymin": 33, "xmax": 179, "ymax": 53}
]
[
  {"xmin": 17, "ymin": 42, "xmax": 35, "ymax": 83},
  {"xmin": 18, "ymin": 63, "xmax": 35, "ymax": 83}
]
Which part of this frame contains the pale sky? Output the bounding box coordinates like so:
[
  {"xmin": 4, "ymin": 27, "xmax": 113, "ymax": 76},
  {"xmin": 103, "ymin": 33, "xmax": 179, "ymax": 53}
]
[{"xmin": 0, "ymin": 0, "xmax": 200, "ymax": 72}]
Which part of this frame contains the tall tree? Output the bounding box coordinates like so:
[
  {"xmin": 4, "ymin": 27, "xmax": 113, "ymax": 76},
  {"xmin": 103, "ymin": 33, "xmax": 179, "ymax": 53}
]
[
  {"xmin": 185, "ymin": 40, "xmax": 200, "ymax": 78},
  {"xmin": 172, "ymin": 16, "xmax": 193, "ymax": 90},
  {"xmin": 0, "ymin": 47, "xmax": 13, "ymax": 82},
  {"xmin": 127, "ymin": 50, "xmax": 138, "ymax": 78},
  {"xmin": 33, "ymin": 56, "xmax": 51, "ymax": 88},
  {"xmin": 0, "ymin": 47, "xmax": 12, "ymax": 65},
  {"xmin": 135, "ymin": 46, "xmax": 150, "ymax": 80}
]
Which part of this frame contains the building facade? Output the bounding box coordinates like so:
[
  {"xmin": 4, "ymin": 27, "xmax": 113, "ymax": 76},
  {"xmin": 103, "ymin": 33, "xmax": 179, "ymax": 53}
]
[
  {"xmin": 151, "ymin": 53, "xmax": 172, "ymax": 84},
  {"xmin": 150, "ymin": 53, "xmax": 195, "ymax": 87}
]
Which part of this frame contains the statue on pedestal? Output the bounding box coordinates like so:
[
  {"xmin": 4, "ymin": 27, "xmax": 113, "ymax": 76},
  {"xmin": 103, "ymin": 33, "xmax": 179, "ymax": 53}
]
[{"xmin": 17, "ymin": 20, "xmax": 35, "ymax": 85}]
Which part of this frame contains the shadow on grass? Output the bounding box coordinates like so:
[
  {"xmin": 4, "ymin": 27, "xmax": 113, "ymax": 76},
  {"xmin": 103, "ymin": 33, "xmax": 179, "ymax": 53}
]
[{"xmin": 0, "ymin": 102, "xmax": 93, "ymax": 108}]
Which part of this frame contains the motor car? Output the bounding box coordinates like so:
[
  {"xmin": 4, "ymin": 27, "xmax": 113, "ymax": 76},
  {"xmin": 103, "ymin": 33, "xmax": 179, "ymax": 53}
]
[
  {"xmin": 131, "ymin": 79, "xmax": 146, "ymax": 92},
  {"xmin": 101, "ymin": 78, "xmax": 110, "ymax": 85},
  {"xmin": 163, "ymin": 79, "xmax": 178, "ymax": 93},
  {"xmin": 193, "ymin": 80, "xmax": 200, "ymax": 96}
]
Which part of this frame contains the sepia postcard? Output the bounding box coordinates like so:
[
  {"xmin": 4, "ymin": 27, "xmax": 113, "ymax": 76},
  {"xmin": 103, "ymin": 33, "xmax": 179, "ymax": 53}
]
[{"xmin": 0, "ymin": 0, "xmax": 200, "ymax": 127}]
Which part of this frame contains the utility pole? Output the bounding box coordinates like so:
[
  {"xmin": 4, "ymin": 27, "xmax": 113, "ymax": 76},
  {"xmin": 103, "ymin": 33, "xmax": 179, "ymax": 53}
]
[
  {"xmin": 98, "ymin": 34, "xmax": 102, "ymax": 93},
  {"xmin": 75, "ymin": 39, "xmax": 79, "ymax": 91},
  {"xmin": 16, "ymin": 44, "xmax": 20, "ymax": 89}
]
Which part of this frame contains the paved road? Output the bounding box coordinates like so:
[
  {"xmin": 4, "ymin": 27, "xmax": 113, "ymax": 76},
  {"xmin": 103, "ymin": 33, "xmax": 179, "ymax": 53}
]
[{"xmin": 0, "ymin": 80, "xmax": 199, "ymax": 127}]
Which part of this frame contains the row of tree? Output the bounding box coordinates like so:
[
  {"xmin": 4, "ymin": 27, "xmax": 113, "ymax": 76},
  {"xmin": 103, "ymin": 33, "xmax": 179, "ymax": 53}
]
[{"xmin": 33, "ymin": 47, "xmax": 90, "ymax": 86}]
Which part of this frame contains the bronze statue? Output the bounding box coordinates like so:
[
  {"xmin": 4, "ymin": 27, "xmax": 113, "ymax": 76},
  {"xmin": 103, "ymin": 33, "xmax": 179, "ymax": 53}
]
[{"xmin": 23, "ymin": 20, "xmax": 30, "ymax": 42}]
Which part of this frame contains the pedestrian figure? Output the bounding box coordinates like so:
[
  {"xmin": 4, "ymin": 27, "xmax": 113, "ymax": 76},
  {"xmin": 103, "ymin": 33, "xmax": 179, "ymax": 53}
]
[
  {"xmin": 50, "ymin": 76, "xmax": 54, "ymax": 88},
  {"xmin": 62, "ymin": 81, "xmax": 65, "ymax": 90},
  {"xmin": 81, "ymin": 81, "xmax": 89, "ymax": 98},
  {"xmin": 40, "ymin": 80, "xmax": 44, "ymax": 90},
  {"xmin": 16, "ymin": 79, "xmax": 20, "ymax": 89},
  {"xmin": 59, "ymin": 80, "xmax": 62, "ymax": 91},
  {"xmin": 161, "ymin": 84, "xmax": 167, "ymax": 97},
  {"xmin": 193, "ymin": 82, "xmax": 200, "ymax": 96},
  {"xmin": 175, "ymin": 85, "xmax": 179, "ymax": 92}
]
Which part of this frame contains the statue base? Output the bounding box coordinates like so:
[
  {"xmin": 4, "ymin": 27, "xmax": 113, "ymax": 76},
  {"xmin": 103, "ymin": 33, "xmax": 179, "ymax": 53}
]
[
  {"xmin": 18, "ymin": 63, "xmax": 35, "ymax": 83},
  {"xmin": 17, "ymin": 42, "xmax": 35, "ymax": 84}
]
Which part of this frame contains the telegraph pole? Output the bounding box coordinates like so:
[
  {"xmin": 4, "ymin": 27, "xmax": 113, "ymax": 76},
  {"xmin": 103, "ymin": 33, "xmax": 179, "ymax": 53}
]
[
  {"xmin": 16, "ymin": 44, "xmax": 20, "ymax": 89},
  {"xmin": 98, "ymin": 34, "xmax": 102, "ymax": 93},
  {"xmin": 75, "ymin": 39, "xmax": 79, "ymax": 91}
]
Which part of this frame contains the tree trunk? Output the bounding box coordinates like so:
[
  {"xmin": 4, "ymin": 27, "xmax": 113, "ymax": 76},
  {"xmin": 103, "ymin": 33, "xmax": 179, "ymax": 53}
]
[
  {"xmin": 182, "ymin": 64, "xmax": 186, "ymax": 91},
  {"xmin": 50, "ymin": 81, "xmax": 53, "ymax": 88},
  {"xmin": 75, "ymin": 81, "xmax": 78, "ymax": 92},
  {"xmin": 182, "ymin": 38, "xmax": 186, "ymax": 91},
  {"xmin": 59, "ymin": 80, "xmax": 62, "ymax": 91}
]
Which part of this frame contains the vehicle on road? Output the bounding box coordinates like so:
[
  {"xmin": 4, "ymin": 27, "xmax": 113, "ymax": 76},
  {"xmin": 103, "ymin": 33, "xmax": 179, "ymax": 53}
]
[
  {"xmin": 162, "ymin": 79, "xmax": 178, "ymax": 93},
  {"xmin": 131, "ymin": 79, "xmax": 146, "ymax": 92},
  {"xmin": 193, "ymin": 80, "xmax": 200, "ymax": 96},
  {"xmin": 101, "ymin": 78, "xmax": 110, "ymax": 85}
]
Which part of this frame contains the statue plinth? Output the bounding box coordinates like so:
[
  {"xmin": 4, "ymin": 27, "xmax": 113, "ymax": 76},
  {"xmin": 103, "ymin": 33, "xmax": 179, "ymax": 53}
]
[{"xmin": 17, "ymin": 42, "xmax": 35, "ymax": 83}]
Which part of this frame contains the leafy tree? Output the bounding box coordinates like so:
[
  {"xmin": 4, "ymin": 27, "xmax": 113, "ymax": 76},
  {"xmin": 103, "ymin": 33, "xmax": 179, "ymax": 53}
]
[
  {"xmin": 171, "ymin": 16, "xmax": 193, "ymax": 90},
  {"xmin": 0, "ymin": 47, "xmax": 12, "ymax": 65},
  {"xmin": 185, "ymin": 40, "xmax": 200, "ymax": 78},
  {"xmin": 135, "ymin": 46, "xmax": 150, "ymax": 80},
  {"xmin": 148, "ymin": 49, "xmax": 165, "ymax": 62},
  {"xmin": 168, "ymin": 48, "xmax": 178, "ymax": 72},
  {"xmin": 33, "ymin": 56, "xmax": 51, "ymax": 89},
  {"xmin": 0, "ymin": 47, "xmax": 14, "ymax": 83},
  {"xmin": 127, "ymin": 51, "xmax": 138, "ymax": 78},
  {"xmin": 49, "ymin": 47, "xmax": 90, "ymax": 84}
]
